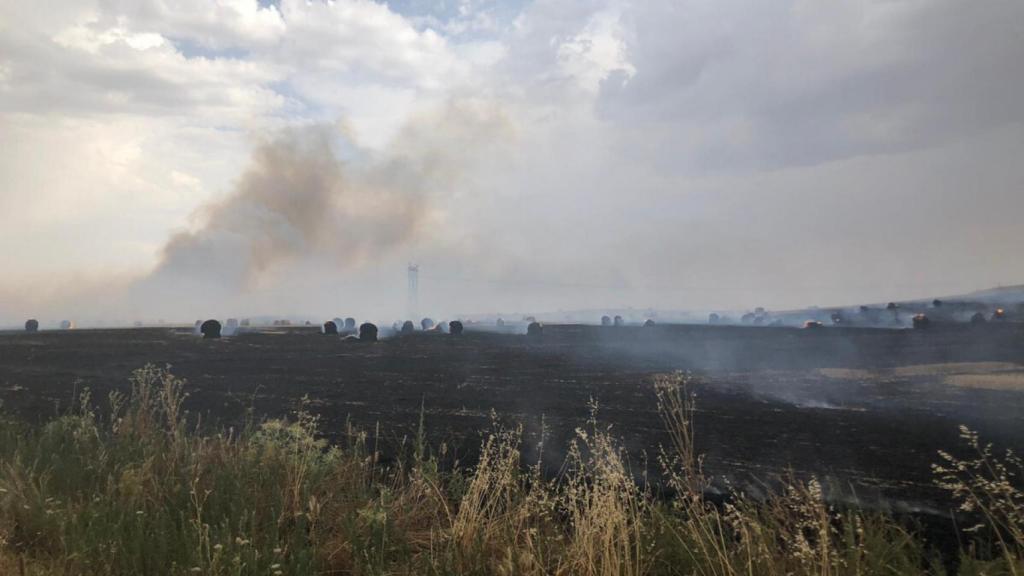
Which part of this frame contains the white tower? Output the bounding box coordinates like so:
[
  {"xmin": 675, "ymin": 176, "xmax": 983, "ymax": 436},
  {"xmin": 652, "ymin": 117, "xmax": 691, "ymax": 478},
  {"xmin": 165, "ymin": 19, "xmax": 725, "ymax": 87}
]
[{"xmin": 407, "ymin": 264, "xmax": 419, "ymax": 319}]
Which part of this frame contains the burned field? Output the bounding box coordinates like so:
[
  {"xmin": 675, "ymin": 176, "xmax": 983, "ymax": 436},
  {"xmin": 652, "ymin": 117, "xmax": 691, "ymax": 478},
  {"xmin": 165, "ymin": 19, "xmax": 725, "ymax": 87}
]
[{"xmin": 1, "ymin": 323, "xmax": 1023, "ymax": 512}]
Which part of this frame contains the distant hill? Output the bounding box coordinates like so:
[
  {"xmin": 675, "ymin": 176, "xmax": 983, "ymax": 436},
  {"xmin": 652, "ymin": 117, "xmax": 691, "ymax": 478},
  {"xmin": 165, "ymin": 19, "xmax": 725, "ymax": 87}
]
[{"xmin": 961, "ymin": 284, "xmax": 1024, "ymax": 303}]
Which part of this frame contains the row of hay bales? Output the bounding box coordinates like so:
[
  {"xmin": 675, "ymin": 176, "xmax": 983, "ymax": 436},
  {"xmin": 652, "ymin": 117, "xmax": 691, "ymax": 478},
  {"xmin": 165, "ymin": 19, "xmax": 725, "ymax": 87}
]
[
  {"xmin": 389, "ymin": 318, "xmax": 464, "ymax": 336},
  {"xmin": 23, "ymin": 319, "xmax": 74, "ymax": 332},
  {"xmin": 190, "ymin": 316, "xmax": 468, "ymax": 342},
  {"xmin": 600, "ymin": 315, "xmax": 656, "ymax": 327}
]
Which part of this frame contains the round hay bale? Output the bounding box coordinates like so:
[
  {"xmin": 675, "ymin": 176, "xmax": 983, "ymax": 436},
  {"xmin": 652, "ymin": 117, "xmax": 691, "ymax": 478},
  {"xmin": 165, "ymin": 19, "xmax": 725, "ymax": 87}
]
[
  {"xmin": 601, "ymin": 315, "xmax": 612, "ymax": 326},
  {"xmin": 449, "ymin": 320, "xmax": 464, "ymax": 335},
  {"xmin": 401, "ymin": 320, "xmax": 415, "ymax": 334},
  {"xmin": 225, "ymin": 318, "xmax": 239, "ymax": 335},
  {"xmin": 613, "ymin": 315, "xmax": 624, "ymax": 327},
  {"xmin": 421, "ymin": 317, "xmax": 435, "ymax": 331},
  {"xmin": 708, "ymin": 313, "xmax": 720, "ymax": 324},
  {"xmin": 200, "ymin": 319, "xmax": 221, "ymax": 339},
  {"xmin": 193, "ymin": 320, "xmax": 203, "ymax": 335},
  {"xmin": 436, "ymin": 321, "xmax": 449, "ymax": 333},
  {"xmin": 643, "ymin": 319, "xmax": 656, "ymax": 327},
  {"xmin": 323, "ymin": 321, "xmax": 338, "ymax": 335},
  {"xmin": 24, "ymin": 319, "xmax": 39, "ymax": 332},
  {"xmin": 345, "ymin": 317, "xmax": 357, "ymax": 331},
  {"xmin": 527, "ymin": 321, "xmax": 543, "ymax": 337},
  {"xmin": 496, "ymin": 318, "xmax": 505, "ymax": 327},
  {"xmin": 60, "ymin": 320, "xmax": 74, "ymax": 330},
  {"xmin": 970, "ymin": 312, "xmax": 987, "ymax": 324},
  {"xmin": 912, "ymin": 314, "xmax": 930, "ymax": 329},
  {"xmin": 741, "ymin": 312, "xmax": 755, "ymax": 324},
  {"xmin": 830, "ymin": 312, "xmax": 844, "ymax": 325},
  {"xmin": 359, "ymin": 322, "xmax": 378, "ymax": 342},
  {"xmin": 932, "ymin": 299, "xmax": 943, "ymax": 308}
]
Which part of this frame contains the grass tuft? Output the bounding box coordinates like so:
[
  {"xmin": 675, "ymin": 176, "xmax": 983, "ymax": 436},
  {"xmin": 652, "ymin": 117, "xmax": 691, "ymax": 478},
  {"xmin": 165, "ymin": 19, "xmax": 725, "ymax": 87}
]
[{"xmin": 0, "ymin": 366, "xmax": 1021, "ymax": 574}]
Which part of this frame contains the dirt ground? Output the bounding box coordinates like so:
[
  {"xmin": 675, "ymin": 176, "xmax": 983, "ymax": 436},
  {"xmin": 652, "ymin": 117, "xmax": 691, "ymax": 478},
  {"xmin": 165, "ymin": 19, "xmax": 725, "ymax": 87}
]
[{"xmin": 1, "ymin": 322, "xmax": 1023, "ymax": 512}]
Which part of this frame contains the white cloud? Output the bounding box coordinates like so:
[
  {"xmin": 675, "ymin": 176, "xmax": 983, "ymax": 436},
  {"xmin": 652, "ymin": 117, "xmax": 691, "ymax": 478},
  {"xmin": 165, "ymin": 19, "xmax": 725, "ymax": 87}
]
[{"xmin": 1, "ymin": 0, "xmax": 1023, "ymax": 324}]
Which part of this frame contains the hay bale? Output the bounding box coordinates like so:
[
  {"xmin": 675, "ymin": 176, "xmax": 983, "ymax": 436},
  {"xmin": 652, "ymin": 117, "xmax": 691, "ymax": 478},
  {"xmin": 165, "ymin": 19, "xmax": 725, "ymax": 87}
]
[
  {"xmin": 527, "ymin": 321, "xmax": 543, "ymax": 337},
  {"xmin": 932, "ymin": 299, "xmax": 944, "ymax": 308},
  {"xmin": 449, "ymin": 320, "xmax": 464, "ymax": 335},
  {"xmin": 437, "ymin": 321, "xmax": 449, "ymax": 333},
  {"xmin": 345, "ymin": 317, "xmax": 356, "ymax": 331},
  {"xmin": 401, "ymin": 320, "xmax": 415, "ymax": 334},
  {"xmin": 912, "ymin": 314, "xmax": 931, "ymax": 329},
  {"xmin": 496, "ymin": 318, "xmax": 505, "ymax": 327},
  {"xmin": 59, "ymin": 320, "xmax": 74, "ymax": 330},
  {"xmin": 741, "ymin": 312, "xmax": 755, "ymax": 324},
  {"xmin": 708, "ymin": 313, "xmax": 720, "ymax": 324},
  {"xmin": 421, "ymin": 317, "xmax": 435, "ymax": 331},
  {"xmin": 323, "ymin": 321, "xmax": 338, "ymax": 335},
  {"xmin": 613, "ymin": 315, "xmax": 624, "ymax": 327},
  {"xmin": 193, "ymin": 320, "xmax": 203, "ymax": 335},
  {"xmin": 24, "ymin": 319, "xmax": 39, "ymax": 332},
  {"xmin": 225, "ymin": 318, "xmax": 239, "ymax": 335},
  {"xmin": 201, "ymin": 319, "xmax": 221, "ymax": 339},
  {"xmin": 601, "ymin": 315, "xmax": 612, "ymax": 326},
  {"xmin": 359, "ymin": 322, "xmax": 378, "ymax": 342},
  {"xmin": 643, "ymin": 319, "xmax": 656, "ymax": 327},
  {"xmin": 970, "ymin": 312, "xmax": 987, "ymax": 324}
]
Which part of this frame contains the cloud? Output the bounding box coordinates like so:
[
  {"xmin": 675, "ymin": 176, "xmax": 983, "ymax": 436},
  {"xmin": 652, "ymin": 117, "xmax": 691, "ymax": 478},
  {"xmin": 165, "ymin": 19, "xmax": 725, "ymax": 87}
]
[
  {"xmin": 2, "ymin": 0, "xmax": 1024, "ymax": 325},
  {"xmin": 591, "ymin": 0, "xmax": 1024, "ymax": 171}
]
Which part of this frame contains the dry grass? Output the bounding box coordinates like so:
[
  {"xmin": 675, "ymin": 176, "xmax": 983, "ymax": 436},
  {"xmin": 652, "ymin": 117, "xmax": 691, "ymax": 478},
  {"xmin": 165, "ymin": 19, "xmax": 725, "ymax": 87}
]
[
  {"xmin": 819, "ymin": 363, "xmax": 1024, "ymax": 391},
  {"xmin": 945, "ymin": 373, "xmax": 1024, "ymax": 392},
  {"xmin": 0, "ymin": 366, "xmax": 1022, "ymax": 574}
]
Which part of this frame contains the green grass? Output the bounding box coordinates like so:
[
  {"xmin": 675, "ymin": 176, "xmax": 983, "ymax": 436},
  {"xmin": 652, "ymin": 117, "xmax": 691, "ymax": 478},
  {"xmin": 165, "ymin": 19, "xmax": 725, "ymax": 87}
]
[{"xmin": 0, "ymin": 366, "xmax": 1021, "ymax": 575}]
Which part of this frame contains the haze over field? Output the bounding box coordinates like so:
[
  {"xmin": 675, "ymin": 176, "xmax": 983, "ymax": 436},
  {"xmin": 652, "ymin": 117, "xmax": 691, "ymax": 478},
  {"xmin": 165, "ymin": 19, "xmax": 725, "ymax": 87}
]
[{"xmin": 1, "ymin": 0, "xmax": 1023, "ymax": 324}]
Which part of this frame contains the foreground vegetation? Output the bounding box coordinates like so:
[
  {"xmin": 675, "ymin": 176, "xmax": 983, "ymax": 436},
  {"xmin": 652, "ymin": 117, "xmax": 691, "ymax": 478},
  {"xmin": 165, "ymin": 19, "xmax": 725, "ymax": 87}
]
[{"xmin": 0, "ymin": 366, "xmax": 1021, "ymax": 575}]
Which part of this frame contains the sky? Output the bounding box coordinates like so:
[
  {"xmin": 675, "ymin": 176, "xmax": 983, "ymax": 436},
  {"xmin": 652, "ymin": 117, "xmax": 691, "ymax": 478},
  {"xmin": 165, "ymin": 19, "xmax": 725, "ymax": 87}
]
[{"xmin": 1, "ymin": 0, "xmax": 1023, "ymax": 325}]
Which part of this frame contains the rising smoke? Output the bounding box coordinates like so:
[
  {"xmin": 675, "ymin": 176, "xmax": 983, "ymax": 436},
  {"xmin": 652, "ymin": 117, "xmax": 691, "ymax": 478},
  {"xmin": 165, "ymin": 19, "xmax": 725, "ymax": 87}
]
[
  {"xmin": 125, "ymin": 102, "xmax": 511, "ymax": 321},
  {"xmin": 150, "ymin": 125, "xmax": 426, "ymax": 290}
]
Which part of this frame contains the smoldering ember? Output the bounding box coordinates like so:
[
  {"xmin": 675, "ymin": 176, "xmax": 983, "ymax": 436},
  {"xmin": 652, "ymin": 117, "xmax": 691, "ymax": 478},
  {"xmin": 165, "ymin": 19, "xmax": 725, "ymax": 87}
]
[{"xmin": 2, "ymin": 1, "xmax": 1024, "ymax": 575}]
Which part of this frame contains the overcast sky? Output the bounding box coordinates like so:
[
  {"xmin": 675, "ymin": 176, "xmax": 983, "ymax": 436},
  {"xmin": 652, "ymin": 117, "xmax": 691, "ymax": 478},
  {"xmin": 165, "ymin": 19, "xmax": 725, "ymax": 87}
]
[{"xmin": 1, "ymin": 0, "xmax": 1023, "ymax": 325}]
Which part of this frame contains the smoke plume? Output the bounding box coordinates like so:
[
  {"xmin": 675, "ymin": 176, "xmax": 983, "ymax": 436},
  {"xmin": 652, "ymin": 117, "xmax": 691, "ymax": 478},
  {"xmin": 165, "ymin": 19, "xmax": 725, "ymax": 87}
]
[
  {"xmin": 152, "ymin": 125, "xmax": 428, "ymax": 290},
  {"xmin": 119, "ymin": 102, "xmax": 511, "ymax": 321}
]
